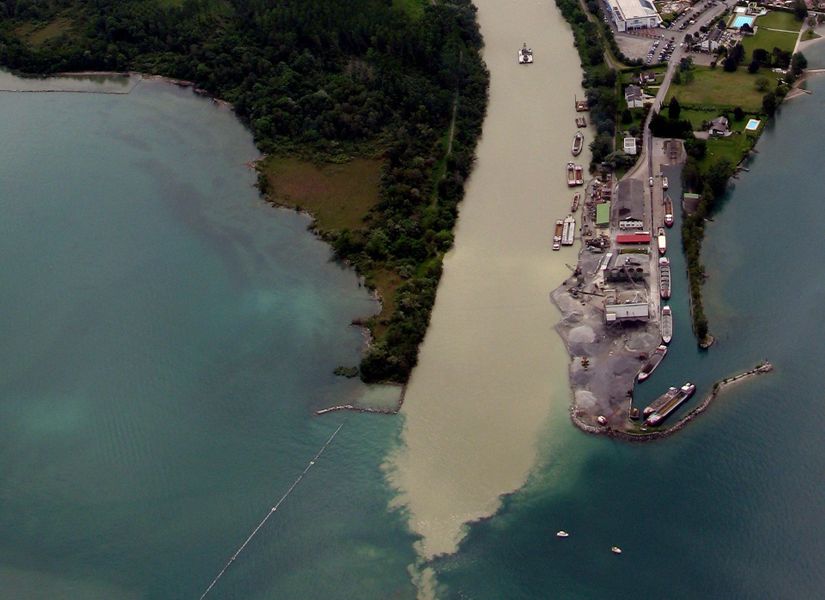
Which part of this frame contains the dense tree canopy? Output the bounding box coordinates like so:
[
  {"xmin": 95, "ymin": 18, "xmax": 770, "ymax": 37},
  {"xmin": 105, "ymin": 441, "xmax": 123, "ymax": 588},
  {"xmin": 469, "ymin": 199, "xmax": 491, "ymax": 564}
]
[{"xmin": 0, "ymin": 0, "xmax": 490, "ymax": 383}]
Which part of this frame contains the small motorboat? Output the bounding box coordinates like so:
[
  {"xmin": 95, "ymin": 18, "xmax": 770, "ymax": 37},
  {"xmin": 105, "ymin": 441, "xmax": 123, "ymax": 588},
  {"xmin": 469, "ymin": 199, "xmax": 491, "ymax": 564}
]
[
  {"xmin": 556, "ymin": 531, "xmax": 569, "ymax": 538},
  {"xmin": 518, "ymin": 43, "xmax": 533, "ymax": 64},
  {"xmin": 611, "ymin": 546, "xmax": 622, "ymax": 555}
]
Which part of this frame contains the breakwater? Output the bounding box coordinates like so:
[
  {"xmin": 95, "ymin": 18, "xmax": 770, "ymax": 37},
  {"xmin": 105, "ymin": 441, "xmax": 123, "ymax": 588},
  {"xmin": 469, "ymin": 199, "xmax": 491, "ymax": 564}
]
[{"xmin": 571, "ymin": 361, "xmax": 774, "ymax": 442}]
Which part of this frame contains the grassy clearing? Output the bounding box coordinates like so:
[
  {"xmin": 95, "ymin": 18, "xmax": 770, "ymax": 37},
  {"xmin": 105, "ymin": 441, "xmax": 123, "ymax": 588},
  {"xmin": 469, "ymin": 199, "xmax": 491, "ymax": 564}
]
[
  {"xmin": 741, "ymin": 28, "xmax": 798, "ymax": 61},
  {"xmin": 15, "ymin": 17, "xmax": 73, "ymax": 47},
  {"xmin": 700, "ymin": 131, "xmax": 756, "ymax": 169},
  {"xmin": 367, "ymin": 268, "xmax": 403, "ymax": 338},
  {"xmin": 755, "ymin": 10, "xmax": 802, "ymax": 32},
  {"xmin": 802, "ymin": 29, "xmax": 822, "ymax": 41},
  {"xmin": 260, "ymin": 156, "xmax": 382, "ymax": 232},
  {"xmin": 666, "ymin": 66, "xmax": 765, "ymax": 111}
]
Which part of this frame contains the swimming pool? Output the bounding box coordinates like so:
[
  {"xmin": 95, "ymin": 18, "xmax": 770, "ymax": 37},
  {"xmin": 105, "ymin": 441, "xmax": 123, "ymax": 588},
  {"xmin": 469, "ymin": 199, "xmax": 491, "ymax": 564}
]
[
  {"xmin": 745, "ymin": 118, "xmax": 761, "ymax": 131},
  {"xmin": 731, "ymin": 15, "xmax": 756, "ymax": 28}
]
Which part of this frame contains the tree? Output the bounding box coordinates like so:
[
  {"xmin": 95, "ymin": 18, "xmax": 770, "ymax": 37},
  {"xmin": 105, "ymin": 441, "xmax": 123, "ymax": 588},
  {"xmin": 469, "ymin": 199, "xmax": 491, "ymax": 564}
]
[
  {"xmin": 733, "ymin": 106, "xmax": 745, "ymax": 121},
  {"xmin": 590, "ymin": 133, "xmax": 614, "ymax": 164},
  {"xmin": 668, "ymin": 96, "xmax": 681, "ymax": 120},
  {"xmin": 753, "ymin": 48, "xmax": 769, "ymax": 65},
  {"xmin": 791, "ymin": 52, "xmax": 808, "ymax": 78},
  {"xmin": 740, "ymin": 23, "xmax": 753, "ymax": 34},
  {"xmin": 748, "ymin": 60, "xmax": 759, "ymax": 74},
  {"xmin": 705, "ymin": 158, "xmax": 734, "ymax": 197},
  {"xmin": 762, "ymin": 91, "xmax": 777, "ymax": 117},
  {"xmin": 723, "ymin": 55, "xmax": 738, "ymax": 72},
  {"xmin": 793, "ymin": 0, "xmax": 808, "ymax": 21},
  {"xmin": 755, "ymin": 76, "xmax": 770, "ymax": 92},
  {"xmin": 673, "ymin": 69, "xmax": 683, "ymax": 84},
  {"xmin": 621, "ymin": 108, "xmax": 633, "ymax": 124}
]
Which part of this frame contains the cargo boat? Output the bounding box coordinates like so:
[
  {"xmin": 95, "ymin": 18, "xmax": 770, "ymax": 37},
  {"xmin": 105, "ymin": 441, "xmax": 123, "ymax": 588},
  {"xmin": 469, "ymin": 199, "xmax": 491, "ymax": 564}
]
[
  {"xmin": 562, "ymin": 215, "xmax": 575, "ymax": 246},
  {"xmin": 572, "ymin": 132, "xmax": 584, "ymax": 156},
  {"xmin": 574, "ymin": 164, "xmax": 584, "ymax": 185},
  {"xmin": 643, "ymin": 386, "xmax": 678, "ymax": 417},
  {"xmin": 553, "ymin": 219, "xmax": 563, "ymax": 251},
  {"xmin": 659, "ymin": 257, "xmax": 671, "ymax": 299},
  {"xmin": 518, "ymin": 43, "xmax": 533, "ymax": 64},
  {"xmin": 657, "ymin": 227, "xmax": 667, "ymax": 255},
  {"xmin": 575, "ymin": 116, "xmax": 587, "ymax": 128},
  {"xmin": 571, "ymin": 192, "xmax": 580, "ymax": 212},
  {"xmin": 646, "ymin": 382, "xmax": 696, "ymax": 426},
  {"xmin": 637, "ymin": 344, "xmax": 668, "ymax": 382},
  {"xmin": 566, "ymin": 162, "xmax": 576, "ymax": 187},
  {"xmin": 661, "ymin": 305, "xmax": 673, "ymax": 344},
  {"xmin": 662, "ymin": 176, "xmax": 669, "ymax": 190},
  {"xmin": 663, "ymin": 194, "xmax": 674, "ymax": 227}
]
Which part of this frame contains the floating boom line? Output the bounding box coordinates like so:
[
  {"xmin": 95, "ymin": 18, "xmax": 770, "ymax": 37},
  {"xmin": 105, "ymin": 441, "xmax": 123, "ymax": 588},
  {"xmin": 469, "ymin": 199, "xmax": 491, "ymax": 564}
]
[{"xmin": 199, "ymin": 421, "xmax": 345, "ymax": 599}]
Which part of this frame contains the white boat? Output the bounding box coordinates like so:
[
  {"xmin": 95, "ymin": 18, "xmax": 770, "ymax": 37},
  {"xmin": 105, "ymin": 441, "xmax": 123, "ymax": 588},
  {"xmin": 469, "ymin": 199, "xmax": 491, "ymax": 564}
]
[
  {"xmin": 662, "ymin": 176, "xmax": 669, "ymax": 190},
  {"xmin": 611, "ymin": 546, "xmax": 622, "ymax": 555},
  {"xmin": 661, "ymin": 305, "xmax": 673, "ymax": 344},
  {"xmin": 561, "ymin": 216, "xmax": 575, "ymax": 246},
  {"xmin": 556, "ymin": 531, "xmax": 569, "ymax": 538},
  {"xmin": 518, "ymin": 43, "xmax": 533, "ymax": 64},
  {"xmin": 657, "ymin": 227, "xmax": 667, "ymax": 256}
]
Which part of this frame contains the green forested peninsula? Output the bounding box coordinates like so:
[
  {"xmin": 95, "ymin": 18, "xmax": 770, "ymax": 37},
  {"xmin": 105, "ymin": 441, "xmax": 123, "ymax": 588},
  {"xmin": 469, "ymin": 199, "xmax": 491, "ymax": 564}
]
[{"xmin": 0, "ymin": 0, "xmax": 489, "ymax": 383}]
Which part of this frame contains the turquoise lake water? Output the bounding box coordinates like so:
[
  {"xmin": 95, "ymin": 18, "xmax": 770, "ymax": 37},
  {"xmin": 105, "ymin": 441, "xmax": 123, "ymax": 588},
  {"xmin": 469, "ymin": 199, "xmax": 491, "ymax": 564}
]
[{"xmin": 4, "ymin": 55, "xmax": 825, "ymax": 598}]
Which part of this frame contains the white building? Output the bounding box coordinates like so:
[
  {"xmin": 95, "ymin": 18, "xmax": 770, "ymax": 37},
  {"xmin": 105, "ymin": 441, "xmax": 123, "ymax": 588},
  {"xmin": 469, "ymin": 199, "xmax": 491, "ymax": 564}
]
[
  {"xmin": 623, "ymin": 137, "xmax": 637, "ymax": 155},
  {"xmin": 605, "ymin": 301, "xmax": 649, "ymax": 322},
  {"xmin": 605, "ymin": 0, "xmax": 663, "ymax": 32}
]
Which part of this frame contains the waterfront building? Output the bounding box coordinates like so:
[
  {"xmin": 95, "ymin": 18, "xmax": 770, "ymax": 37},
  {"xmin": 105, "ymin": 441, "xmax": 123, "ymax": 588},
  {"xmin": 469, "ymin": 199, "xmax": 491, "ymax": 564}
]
[
  {"xmin": 625, "ymin": 84, "xmax": 645, "ymax": 109},
  {"xmin": 604, "ymin": 0, "xmax": 663, "ymax": 32}
]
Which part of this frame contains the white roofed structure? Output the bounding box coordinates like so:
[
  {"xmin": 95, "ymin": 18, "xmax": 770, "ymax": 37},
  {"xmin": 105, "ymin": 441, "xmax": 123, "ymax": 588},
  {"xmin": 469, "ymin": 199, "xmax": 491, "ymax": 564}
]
[{"xmin": 604, "ymin": 0, "xmax": 662, "ymax": 32}]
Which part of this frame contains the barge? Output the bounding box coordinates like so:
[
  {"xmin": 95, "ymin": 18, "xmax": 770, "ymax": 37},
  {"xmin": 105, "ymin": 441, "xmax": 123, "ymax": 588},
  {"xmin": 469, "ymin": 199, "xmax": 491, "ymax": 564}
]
[
  {"xmin": 662, "ymin": 176, "xmax": 669, "ymax": 190},
  {"xmin": 571, "ymin": 192, "xmax": 580, "ymax": 212},
  {"xmin": 664, "ymin": 194, "xmax": 674, "ymax": 227},
  {"xmin": 561, "ymin": 215, "xmax": 575, "ymax": 246},
  {"xmin": 566, "ymin": 162, "xmax": 576, "ymax": 187},
  {"xmin": 659, "ymin": 257, "xmax": 671, "ymax": 299},
  {"xmin": 646, "ymin": 382, "xmax": 696, "ymax": 426},
  {"xmin": 657, "ymin": 227, "xmax": 667, "ymax": 256},
  {"xmin": 518, "ymin": 43, "xmax": 533, "ymax": 64},
  {"xmin": 643, "ymin": 386, "xmax": 679, "ymax": 417},
  {"xmin": 553, "ymin": 219, "xmax": 563, "ymax": 251},
  {"xmin": 572, "ymin": 132, "xmax": 584, "ymax": 156},
  {"xmin": 637, "ymin": 344, "xmax": 668, "ymax": 382},
  {"xmin": 575, "ymin": 116, "xmax": 587, "ymax": 128},
  {"xmin": 574, "ymin": 164, "xmax": 584, "ymax": 185},
  {"xmin": 661, "ymin": 305, "xmax": 673, "ymax": 344}
]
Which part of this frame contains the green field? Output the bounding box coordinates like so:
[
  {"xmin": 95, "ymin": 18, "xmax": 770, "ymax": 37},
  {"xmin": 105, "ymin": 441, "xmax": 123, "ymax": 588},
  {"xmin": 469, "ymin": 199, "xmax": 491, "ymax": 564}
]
[
  {"xmin": 700, "ymin": 131, "xmax": 756, "ymax": 169},
  {"xmin": 666, "ymin": 66, "xmax": 766, "ymax": 111},
  {"xmin": 392, "ymin": 0, "xmax": 426, "ymax": 19},
  {"xmin": 754, "ymin": 10, "xmax": 802, "ymax": 32},
  {"xmin": 741, "ymin": 10, "xmax": 801, "ymax": 61}
]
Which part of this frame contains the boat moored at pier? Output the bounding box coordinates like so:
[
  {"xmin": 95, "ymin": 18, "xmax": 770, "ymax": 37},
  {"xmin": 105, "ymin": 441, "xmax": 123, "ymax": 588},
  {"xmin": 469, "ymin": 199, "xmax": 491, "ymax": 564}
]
[
  {"xmin": 571, "ymin": 192, "xmax": 580, "ymax": 212},
  {"xmin": 644, "ymin": 386, "xmax": 678, "ymax": 417},
  {"xmin": 661, "ymin": 305, "xmax": 673, "ymax": 344},
  {"xmin": 637, "ymin": 344, "xmax": 668, "ymax": 382},
  {"xmin": 657, "ymin": 227, "xmax": 667, "ymax": 255},
  {"xmin": 562, "ymin": 216, "xmax": 576, "ymax": 246},
  {"xmin": 553, "ymin": 219, "xmax": 563, "ymax": 251},
  {"xmin": 662, "ymin": 176, "xmax": 669, "ymax": 190},
  {"xmin": 518, "ymin": 43, "xmax": 533, "ymax": 64},
  {"xmin": 664, "ymin": 194, "xmax": 674, "ymax": 228},
  {"xmin": 646, "ymin": 382, "xmax": 696, "ymax": 426},
  {"xmin": 566, "ymin": 162, "xmax": 576, "ymax": 187},
  {"xmin": 574, "ymin": 164, "xmax": 584, "ymax": 185},
  {"xmin": 659, "ymin": 257, "xmax": 671, "ymax": 299},
  {"xmin": 572, "ymin": 132, "xmax": 583, "ymax": 156},
  {"xmin": 575, "ymin": 116, "xmax": 586, "ymax": 128}
]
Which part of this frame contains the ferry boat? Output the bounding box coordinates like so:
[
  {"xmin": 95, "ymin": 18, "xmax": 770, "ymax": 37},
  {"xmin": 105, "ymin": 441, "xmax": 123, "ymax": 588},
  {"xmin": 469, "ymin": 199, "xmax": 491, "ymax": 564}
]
[
  {"xmin": 646, "ymin": 382, "xmax": 696, "ymax": 426},
  {"xmin": 574, "ymin": 164, "xmax": 584, "ymax": 185},
  {"xmin": 553, "ymin": 219, "xmax": 563, "ymax": 251},
  {"xmin": 643, "ymin": 386, "xmax": 678, "ymax": 417},
  {"xmin": 661, "ymin": 305, "xmax": 673, "ymax": 344},
  {"xmin": 556, "ymin": 531, "xmax": 569, "ymax": 538},
  {"xmin": 571, "ymin": 192, "xmax": 580, "ymax": 212},
  {"xmin": 566, "ymin": 162, "xmax": 576, "ymax": 187},
  {"xmin": 657, "ymin": 227, "xmax": 667, "ymax": 255},
  {"xmin": 561, "ymin": 216, "xmax": 575, "ymax": 246},
  {"xmin": 518, "ymin": 43, "xmax": 533, "ymax": 64},
  {"xmin": 659, "ymin": 257, "xmax": 671, "ymax": 299},
  {"xmin": 662, "ymin": 176, "xmax": 669, "ymax": 190},
  {"xmin": 572, "ymin": 132, "xmax": 584, "ymax": 156},
  {"xmin": 663, "ymin": 194, "xmax": 674, "ymax": 227},
  {"xmin": 637, "ymin": 344, "xmax": 668, "ymax": 382},
  {"xmin": 575, "ymin": 116, "xmax": 587, "ymax": 128}
]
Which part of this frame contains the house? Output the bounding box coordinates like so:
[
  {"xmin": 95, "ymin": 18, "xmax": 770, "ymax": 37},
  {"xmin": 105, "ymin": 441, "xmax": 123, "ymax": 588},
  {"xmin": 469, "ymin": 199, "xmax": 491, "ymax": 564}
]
[
  {"xmin": 700, "ymin": 28, "xmax": 724, "ymax": 52},
  {"xmin": 636, "ymin": 71, "xmax": 656, "ymax": 85},
  {"xmin": 623, "ymin": 136, "xmax": 638, "ymax": 155},
  {"xmin": 625, "ymin": 84, "xmax": 644, "ymax": 109},
  {"xmin": 604, "ymin": 0, "xmax": 663, "ymax": 32},
  {"xmin": 709, "ymin": 115, "xmax": 730, "ymax": 136}
]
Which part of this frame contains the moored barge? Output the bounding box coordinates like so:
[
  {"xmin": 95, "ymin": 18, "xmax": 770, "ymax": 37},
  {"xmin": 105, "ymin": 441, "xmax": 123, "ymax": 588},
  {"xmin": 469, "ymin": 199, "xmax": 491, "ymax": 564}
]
[
  {"xmin": 572, "ymin": 132, "xmax": 584, "ymax": 156},
  {"xmin": 659, "ymin": 257, "xmax": 671, "ymax": 299},
  {"xmin": 664, "ymin": 194, "xmax": 674, "ymax": 227},
  {"xmin": 646, "ymin": 382, "xmax": 696, "ymax": 426},
  {"xmin": 637, "ymin": 344, "xmax": 668, "ymax": 382}
]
